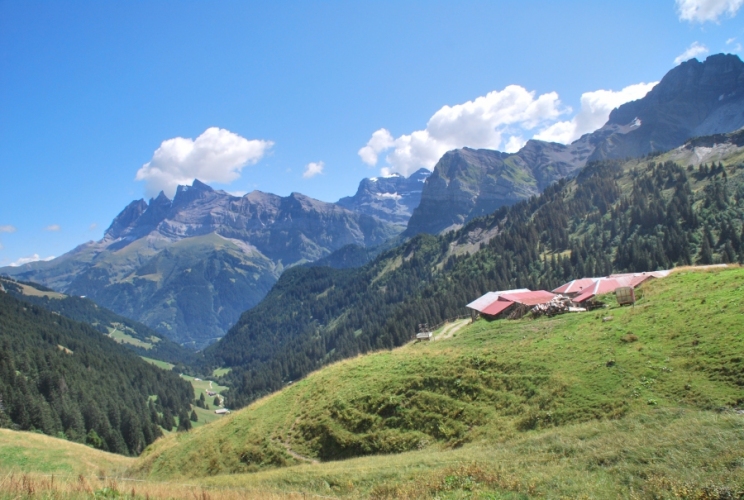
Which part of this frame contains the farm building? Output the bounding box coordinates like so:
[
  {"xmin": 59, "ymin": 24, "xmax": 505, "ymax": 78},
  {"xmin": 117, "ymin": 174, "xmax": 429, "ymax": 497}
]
[
  {"xmin": 214, "ymin": 408, "xmax": 230, "ymax": 415},
  {"xmin": 467, "ymin": 289, "xmax": 557, "ymax": 320},
  {"xmin": 553, "ymin": 270, "xmax": 671, "ymax": 305},
  {"xmin": 552, "ymin": 278, "xmax": 600, "ymax": 297}
]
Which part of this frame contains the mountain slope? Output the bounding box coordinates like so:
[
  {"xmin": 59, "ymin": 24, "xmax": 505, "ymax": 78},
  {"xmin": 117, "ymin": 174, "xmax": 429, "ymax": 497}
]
[
  {"xmin": 0, "ymin": 276, "xmax": 195, "ymax": 365},
  {"xmin": 205, "ymin": 131, "xmax": 744, "ymax": 408},
  {"xmin": 135, "ymin": 267, "xmax": 744, "ymax": 499},
  {"xmin": 1, "ymin": 181, "xmax": 402, "ymax": 348},
  {"xmin": 0, "ymin": 290, "xmax": 193, "ymax": 455},
  {"xmin": 590, "ymin": 53, "xmax": 744, "ymax": 161},
  {"xmin": 406, "ymin": 53, "xmax": 744, "ymax": 236}
]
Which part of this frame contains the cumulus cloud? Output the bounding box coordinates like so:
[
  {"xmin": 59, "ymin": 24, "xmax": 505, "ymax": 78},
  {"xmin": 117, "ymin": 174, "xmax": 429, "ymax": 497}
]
[
  {"xmin": 358, "ymin": 129, "xmax": 395, "ymax": 166},
  {"xmin": 303, "ymin": 161, "xmax": 325, "ymax": 178},
  {"xmin": 0, "ymin": 225, "xmax": 16, "ymax": 233},
  {"xmin": 676, "ymin": 0, "xmax": 743, "ymax": 22},
  {"xmin": 534, "ymin": 82, "xmax": 658, "ymax": 144},
  {"xmin": 359, "ymin": 85, "xmax": 567, "ymax": 176},
  {"xmin": 136, "ymin": 127, "xmax": 273, "ymax": 198},
  {"xmin": 362, "ymin": 82, "xmax": 659, "ymax": 175},
  {"xmin": 45, "ymin": 224, "xmax": 61, "ymax": 232},
  {"xmin": 674, "ymin": 41, "xmax": 709, "ymax": 65},
  {"xmin": 9, "ymin": 254, "xmax": 55, "ymax": 267}
]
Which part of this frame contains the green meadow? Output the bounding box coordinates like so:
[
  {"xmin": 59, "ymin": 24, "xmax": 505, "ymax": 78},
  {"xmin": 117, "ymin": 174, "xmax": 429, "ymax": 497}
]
[{"xmin": 122, "ymin": 266, "xmax": 744, "ymax": 498}]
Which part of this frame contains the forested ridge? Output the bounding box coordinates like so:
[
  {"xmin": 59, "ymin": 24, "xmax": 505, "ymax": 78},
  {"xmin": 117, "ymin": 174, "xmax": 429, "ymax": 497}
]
[
  {"xmin": 0, "ymin": 276, "xmax": 196, "ymax": 366},
  {"xmin": 0, "ymin": 291, "xmax": 194, "ymax": 455},
  {"xmin": 206, "ymin": 148, "xmax": 744, "ymax": 409}
]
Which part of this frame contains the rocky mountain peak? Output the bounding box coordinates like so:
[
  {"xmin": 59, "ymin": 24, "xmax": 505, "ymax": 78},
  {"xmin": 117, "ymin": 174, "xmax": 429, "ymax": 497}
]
[
  {"xmin": 337, "ymin": 168, "xmax": 431, "ymax": 226},
  {"xmin": 406, "ymin": 53, "xmax": 744, "ymax": 237}
]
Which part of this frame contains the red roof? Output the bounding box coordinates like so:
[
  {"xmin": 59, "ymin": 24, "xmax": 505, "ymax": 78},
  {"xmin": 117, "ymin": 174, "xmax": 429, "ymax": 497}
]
[
  {"xmin": 552, "ymin": 278, "xmax": 597, "ymax": 295},
  {"xmin": 499, "ymin": 290, "xmax": 557, "ymax": 306},
  {"xmin": 481, "ymin": 298, "xmax": 514, "ymax": 316},
  {"xmin": 479, "ymin": 290, "xmax": 557, "ymax": 316},
  {"xmin": 573, "ymin": 277, "xmax": 633, "ymax": 303}
]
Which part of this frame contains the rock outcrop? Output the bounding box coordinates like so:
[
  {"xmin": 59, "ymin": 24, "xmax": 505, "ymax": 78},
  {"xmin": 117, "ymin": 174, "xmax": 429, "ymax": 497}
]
[{"xmin": 406, "ymin": 54, "xmax": 744, "ymax": 236}]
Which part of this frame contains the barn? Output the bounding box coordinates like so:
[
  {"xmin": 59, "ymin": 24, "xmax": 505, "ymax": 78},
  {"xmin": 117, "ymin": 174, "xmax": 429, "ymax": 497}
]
[
  {"xmin": 553, "ymin": 270, "xmax": 671, "ymax": 305},
  {"xmin": 467, "ymin": 289, "xmax": 557, "ymax": 320}
]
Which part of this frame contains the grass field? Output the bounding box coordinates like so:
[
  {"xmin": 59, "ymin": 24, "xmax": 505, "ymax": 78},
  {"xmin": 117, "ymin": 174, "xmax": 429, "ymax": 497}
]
[
  {"xmin": 0, "ymin": 429, "xmax": 132, "ymax": 476},
  {"xmin": 140, "ymin": 357, "xmax": 230, "ymax": 427},
  {"xmin": 130, "ymin": 266, "xmax": 744, "ymax": 497},
  {"xmin": 3, "ymin": 266, "xmax": 743, "ymax": 498},
  {"xmin": 109, "ymin": 325, "xmax": 154, "ymax": 349},
  {"xmin": 140, "ymin": 356, "xmax": 175, "ymax": 371}
]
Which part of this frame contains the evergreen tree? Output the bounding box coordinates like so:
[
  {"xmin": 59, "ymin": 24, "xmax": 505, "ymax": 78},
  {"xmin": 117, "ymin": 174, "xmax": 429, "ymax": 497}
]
[{"xmin": 698, "ymin": 237, "xmax": 713, "ymax": 264}]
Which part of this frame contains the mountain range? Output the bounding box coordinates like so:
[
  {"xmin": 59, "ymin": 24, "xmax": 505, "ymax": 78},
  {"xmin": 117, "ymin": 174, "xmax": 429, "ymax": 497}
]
[
  {"xmin": 406, "ymin": 53, "xmax": 744, "ymax": 235},
  {"xmin": 3, "ymin": 54, "xmax": 744, "ymax": 349},
  {"xmin": 337, "ymin": 168, "xmax": 431, "ymax": 226},
  {"xmin": 1, "ymin": 181, "xmax": 407, "ymax": 348}
]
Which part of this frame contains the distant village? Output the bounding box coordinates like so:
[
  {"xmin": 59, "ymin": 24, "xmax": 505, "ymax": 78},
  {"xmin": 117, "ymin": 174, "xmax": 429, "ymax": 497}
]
[{"xmin": 465, "ymin": 271, "xmax": 671, "ymax": 322}]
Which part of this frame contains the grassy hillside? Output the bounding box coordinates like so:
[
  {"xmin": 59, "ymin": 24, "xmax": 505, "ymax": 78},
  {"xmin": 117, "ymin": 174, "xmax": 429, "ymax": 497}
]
[
  {"xmin": 0, "ymin": 429, "xmax": 132, "ymax": 476},
  {"xmin": 131, "ymin": 267, "xmax": 744, "ymax": 497}
]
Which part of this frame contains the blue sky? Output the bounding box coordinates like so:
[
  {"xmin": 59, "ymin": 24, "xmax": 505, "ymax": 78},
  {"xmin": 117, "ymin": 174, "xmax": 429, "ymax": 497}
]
[{"xmin": 1, "ymin": 0, "xmax": 743, "ymax": 266}]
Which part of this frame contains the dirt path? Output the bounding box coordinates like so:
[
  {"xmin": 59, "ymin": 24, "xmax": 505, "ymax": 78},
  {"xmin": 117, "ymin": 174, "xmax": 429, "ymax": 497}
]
[
  {"xmin": 275, "ymin": 418, "xmax": 319, "ymax": 464},
  {"xmin": 433, "ymin": 319, "xmax": 470, "ymax": 341}
]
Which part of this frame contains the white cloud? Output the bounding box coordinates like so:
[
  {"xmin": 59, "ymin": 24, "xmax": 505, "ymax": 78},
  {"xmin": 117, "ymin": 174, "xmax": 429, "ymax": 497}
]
[
  {"xmin": 674, "ymin": 42, "xmax": 710, "ymax": 65},
  {"xmin": 358, "ymin": 129, "xmax": 394, "ymax": 166},
  {"xmin": 534, "ymin": 82, "xmax": 658, "ymax": 144},
  {"xmin": 45, "ymin": 224, "xmax": 61, "ymax": 232},
  {"xmin": 363, "ymin": 82, "xmax": 659, "ymax": 175},
  {"xmin": 303, "ymin": 161, "xmax": 324, "ymax": 178},
  {"xmin": 89, "ymin": 223, "xmax": 98, "ymax": 231},
  {"xmin": 359, "ymin": 85, "xmax": 567, "ymax": 176},
  {"xmin": 0, "ymin": 225, "xmax": 16, "ymax": 233},
  {"xmin": 504, "ymin": 135, "xmax": 527, "ymax": 153},
  {"xmin": 676, "ymin": 0, "xmax": 743, "ymax": 22},
  {"xmin": 9, "ymin": 254, "xmax": 55, "ymax": 267},
  {"xmin": 0, "ymin": 242, "xmax": 3, "ymax": 251},
  {"xmin": 727, "ymin": 37, "xmax": 743, "ymax": 52},
  {"xmin": 135, "ymin": 127, "xmax": 273, "ymax": 198}
]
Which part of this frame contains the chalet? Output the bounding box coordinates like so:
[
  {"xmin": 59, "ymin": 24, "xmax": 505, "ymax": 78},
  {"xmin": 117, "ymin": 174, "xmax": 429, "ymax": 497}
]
[
  {"xmin": 214, "ymin": 408, "xmax": 230, "ymax": 415},
  {"xmin": 553, "ymin": 270, "xmax": 671, "ymax": 305},
  {"xmin": 467, "ymin": 289, "xmax": 557, "ymax": 320}
]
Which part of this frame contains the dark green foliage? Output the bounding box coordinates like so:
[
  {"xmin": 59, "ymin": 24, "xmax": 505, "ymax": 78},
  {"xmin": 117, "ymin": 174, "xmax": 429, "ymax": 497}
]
[
  {"xmin": 0, "ymin": 278, "xmax": 196, "ymax": 365},
  {"xmin": 0, "ymin": 292, "xmax": 193, "ymax": 455},
  {"xmin": 190, "ymin": 410, "xmax": 198, "ymax": 422},
  {"xmin": 177, "ymin": 410, "xmax": 192, "ymax": 431},
  {"xmin": 205, "ymin": 159, "xmax": 744, "ymax": 409}
]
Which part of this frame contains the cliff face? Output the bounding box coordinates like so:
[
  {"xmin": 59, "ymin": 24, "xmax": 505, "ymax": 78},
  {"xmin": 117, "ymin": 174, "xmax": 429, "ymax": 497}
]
[
  {"xmin": 337, "ymin": 168, "xmax": 430, "ymax": 226},
  {"xmin": 589, "ymin": 53, "xmax": 744, "ymax": 161},
  {"xmin": 406, "ymin": 54, "xmax": 744, "ymax": 236},
  {"xmin": 2, "ymin": 181, "xmax": 401, "ymax": 348}
]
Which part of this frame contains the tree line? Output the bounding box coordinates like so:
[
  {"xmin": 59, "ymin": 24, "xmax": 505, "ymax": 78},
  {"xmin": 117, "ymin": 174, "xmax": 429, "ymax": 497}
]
[{"xmin": 0, "ymin": 291, "xmax": 194, "ymax": 455}]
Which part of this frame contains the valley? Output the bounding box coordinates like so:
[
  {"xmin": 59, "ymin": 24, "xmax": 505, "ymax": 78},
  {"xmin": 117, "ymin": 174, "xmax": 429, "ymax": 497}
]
[
  {"xmin": 2, "ymin": 266, "xmax": 743, "ymax": 498},
  {"xmin": 2, "ymin": 52, "xmax": 744, "ymax": 498}
]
